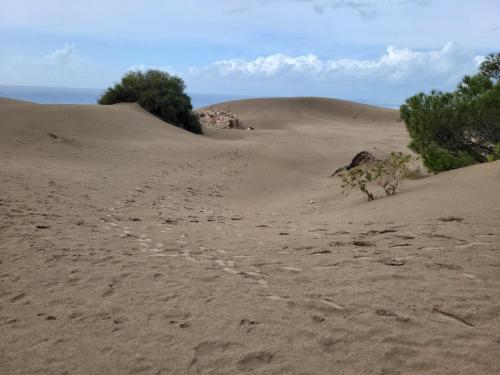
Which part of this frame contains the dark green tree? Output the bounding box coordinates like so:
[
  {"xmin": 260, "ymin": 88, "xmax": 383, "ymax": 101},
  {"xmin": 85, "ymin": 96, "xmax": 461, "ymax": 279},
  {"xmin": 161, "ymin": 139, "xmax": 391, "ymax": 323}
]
[
  {"xmin": 99, "ymin": 70, "xmax": 202, "ymax": 134},
  {"xmin": 480, "ymin": 52, "xmax": 500, "ymax": 81},
  {"xmin": 400, "ymin": 52, "xmax": 500, "ymax": 172}
]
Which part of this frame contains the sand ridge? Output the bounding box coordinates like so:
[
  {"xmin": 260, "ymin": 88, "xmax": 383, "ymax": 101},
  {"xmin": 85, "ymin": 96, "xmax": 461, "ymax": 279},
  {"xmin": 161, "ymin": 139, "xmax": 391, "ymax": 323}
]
[{"xmin": 1, "ymin": 97, "xmax": 499, "ymax": 374}]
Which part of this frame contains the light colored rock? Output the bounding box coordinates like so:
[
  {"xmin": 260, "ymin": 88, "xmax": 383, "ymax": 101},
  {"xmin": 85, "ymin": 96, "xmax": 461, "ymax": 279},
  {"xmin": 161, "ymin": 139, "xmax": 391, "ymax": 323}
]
[{"xmin": 196, "ymin": 109, "xmax": 254, "ymax": 130}]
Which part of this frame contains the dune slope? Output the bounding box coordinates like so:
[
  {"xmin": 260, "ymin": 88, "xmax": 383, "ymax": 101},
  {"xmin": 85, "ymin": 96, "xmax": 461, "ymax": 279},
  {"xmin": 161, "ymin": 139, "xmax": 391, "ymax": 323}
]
[{"xmin": 1, "ymin": 97, "xmax": 499, "ymax": 375}]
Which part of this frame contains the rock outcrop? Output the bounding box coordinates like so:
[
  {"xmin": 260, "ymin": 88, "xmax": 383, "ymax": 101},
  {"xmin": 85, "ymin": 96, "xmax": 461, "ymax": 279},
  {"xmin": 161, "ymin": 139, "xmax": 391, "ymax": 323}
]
[
  {"xmin": 196, "ymin": 110, "xmax": 253, "ymax": 130},
  {"xmin": 330, "ymin": 151, "xmax": 376, "ymax": 177}
]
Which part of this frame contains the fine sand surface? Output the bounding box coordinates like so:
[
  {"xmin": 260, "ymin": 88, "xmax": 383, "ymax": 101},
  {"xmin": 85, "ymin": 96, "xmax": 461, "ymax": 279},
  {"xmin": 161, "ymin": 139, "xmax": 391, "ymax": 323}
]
[{"xmin": 1, "ymin": 97, "xmax": 499, "ymax": 375}]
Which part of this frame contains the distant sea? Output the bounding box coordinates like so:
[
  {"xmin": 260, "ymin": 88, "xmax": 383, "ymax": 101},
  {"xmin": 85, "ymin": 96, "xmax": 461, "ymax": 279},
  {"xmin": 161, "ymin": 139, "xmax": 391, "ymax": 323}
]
[
  {"xmin": 0, "ymin": 85, "xmax": 257, "ymax": 109},
  {"xmin": 0, "ymin": 85, "xmax": 400, "ymax": 109}
]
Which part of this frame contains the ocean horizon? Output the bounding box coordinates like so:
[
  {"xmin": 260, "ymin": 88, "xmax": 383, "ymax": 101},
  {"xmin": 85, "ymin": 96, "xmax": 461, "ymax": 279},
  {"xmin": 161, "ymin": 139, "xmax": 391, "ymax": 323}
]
[{"xmin": 0, "ymin": 84, "xmax": 401, "ymax": 109}]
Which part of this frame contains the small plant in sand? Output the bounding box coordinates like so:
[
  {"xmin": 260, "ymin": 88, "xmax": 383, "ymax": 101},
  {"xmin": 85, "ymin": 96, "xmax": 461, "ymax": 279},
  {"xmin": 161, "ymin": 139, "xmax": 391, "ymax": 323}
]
[
  {"xmin": 338, "ymin": 152, "xmax": 415, "ymax": 201},
  {"xmin": 486, "ymin": 143, "xmax": 500, "ymax": 162},
  {"xmin": 339, "ymin": 165, "xmax": 376, "ymax": 201},
  {"xmin": 373, "ymin": 152, "xmax": 414, "ymax": 196}
]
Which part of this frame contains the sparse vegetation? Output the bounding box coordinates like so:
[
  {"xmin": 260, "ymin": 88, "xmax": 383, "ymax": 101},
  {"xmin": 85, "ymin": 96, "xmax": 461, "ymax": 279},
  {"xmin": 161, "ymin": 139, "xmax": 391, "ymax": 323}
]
[
  {"xmin": 400, "ymin": 51, "xmax": 500, "ymax": 173},
  {"xmin": 338, "ymin": 152, "xmax": 415, "ymax": 201},
  {"xmin": 99, "ymin": 69, "xmax": 202, "ymax": 134},
  {"xmin": 486, "ymin": 143, "xmax": 500, "ymax": 162}
]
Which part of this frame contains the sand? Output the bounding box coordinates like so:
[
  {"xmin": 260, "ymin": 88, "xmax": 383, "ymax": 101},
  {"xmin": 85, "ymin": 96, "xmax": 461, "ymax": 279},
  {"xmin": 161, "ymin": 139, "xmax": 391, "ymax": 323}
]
[{"xmin": 1, "ymin": 97, "xmax": 499, "ymax": 375}]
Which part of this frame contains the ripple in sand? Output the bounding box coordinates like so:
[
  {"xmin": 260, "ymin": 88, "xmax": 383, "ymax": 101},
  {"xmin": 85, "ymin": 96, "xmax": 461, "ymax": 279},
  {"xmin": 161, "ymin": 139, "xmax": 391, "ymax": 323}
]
[{"xmin": 456, "ymin": 242, "xmax": 494, "ymax": 249}]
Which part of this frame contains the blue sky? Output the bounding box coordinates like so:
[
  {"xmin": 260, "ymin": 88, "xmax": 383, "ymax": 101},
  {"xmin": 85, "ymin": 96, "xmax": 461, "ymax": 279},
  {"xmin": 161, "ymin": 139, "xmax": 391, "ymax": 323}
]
[{"xmin": 0, "ymin": 0, "xmax": 498, "ymax": 103}]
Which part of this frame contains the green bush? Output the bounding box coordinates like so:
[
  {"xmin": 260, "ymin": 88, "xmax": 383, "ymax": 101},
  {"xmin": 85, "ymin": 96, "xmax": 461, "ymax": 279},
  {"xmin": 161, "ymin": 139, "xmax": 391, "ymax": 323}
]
[
  {"xmin": 99, "ymin": 70, "xmax": 202, "ymax": 134},
  {"xmin": 421, "ymin": 144, "xmax": 476, "ymax": 172},
  {"xmin": 400, "ymin": 52, "xmax": 500, "ymax": 172},
  {"xmin": 373, "ymin": 152, "xmax": 414, "ymax": 196},
  {"xmin": 338, "ymin": 152, "xmax": 415, "ymax": 201},
  {"xmin": 339, "ymin": 165, "xmax": 375, "ymax": 201},
  {"xmin": 486, "ymin": 143, "xmax": 500, "ymax": 162}
]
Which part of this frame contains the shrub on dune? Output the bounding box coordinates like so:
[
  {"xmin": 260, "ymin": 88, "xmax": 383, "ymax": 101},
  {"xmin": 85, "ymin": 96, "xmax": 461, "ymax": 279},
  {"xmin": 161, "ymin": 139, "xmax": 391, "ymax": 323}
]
[
  {"xmin": 99, "ymin": 69, "xmax": 202, "ymax": 134},
  {"xmin": 338, "ymin": 152, "xmax": 416, "ymax": 201}
]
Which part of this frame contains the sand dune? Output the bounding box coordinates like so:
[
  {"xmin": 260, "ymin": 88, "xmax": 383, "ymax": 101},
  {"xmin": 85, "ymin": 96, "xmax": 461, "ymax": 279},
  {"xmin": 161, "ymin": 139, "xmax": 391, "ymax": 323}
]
[
  {"xmin": 0, "ymin": 97, "xmax": 35, "ymax": 105},
  {"xmin": 1, "ymin": 97, "xmax": 499, "ymax": 374},
  {"xmin": 203, "ymin": 97, "xmax": 399, "ymax": 129}
]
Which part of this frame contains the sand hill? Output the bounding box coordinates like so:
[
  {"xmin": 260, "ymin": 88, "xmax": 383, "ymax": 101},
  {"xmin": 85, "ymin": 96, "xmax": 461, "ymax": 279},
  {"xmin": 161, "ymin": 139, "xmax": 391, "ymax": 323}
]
[{"xmin": 1, "ymin": 97, "xmax": 499, "ymax": 374}]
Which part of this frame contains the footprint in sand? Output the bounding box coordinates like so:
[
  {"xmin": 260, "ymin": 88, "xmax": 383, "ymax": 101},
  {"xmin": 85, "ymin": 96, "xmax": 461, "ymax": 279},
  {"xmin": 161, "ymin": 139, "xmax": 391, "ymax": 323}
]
[
  {"xmin": 431, "ymin": 307, "xmax": 474, "ymax": 327},
  {"xmin": 379, "ymin": 257, "xmax": 408, "ymax": 266},
  {"xmin": 237, "ymin": 351, "xmax": 274, "ymax": 371},
  {"xmin": 9, "ymin": 292, "xmax": 27, "ymax": 303},
  {"xmin": 375, "ymin": 309, "xmax": 410, "ymax": 322},
  {"xmin": 190, "ymin": 341, "xmax": 242, "ymax": 372}
]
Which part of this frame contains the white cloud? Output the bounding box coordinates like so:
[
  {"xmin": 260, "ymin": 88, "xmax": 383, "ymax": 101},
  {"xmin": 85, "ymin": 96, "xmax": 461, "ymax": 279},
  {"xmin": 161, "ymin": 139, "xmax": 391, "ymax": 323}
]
[
  {"xmin": 195, "ymin": 54, "xmax": 324, "ymax": 77},
  {"xmin": 181, "ymin": 42, "xmax": 483, "ymax": 102},
  {"xmin": 46, "ymin": 43, "xmax": 78, "ymax": 66},
  {"xmin": 0, "ymin": 43, "xmax": 106, "ymax": 88},
  {"xmin": 188, "ymin": 42, "xmax": 477, "ymax": 85},
  {"xmin": 9, "ymin": 43, "xmax": 82, "ymax": 70}
]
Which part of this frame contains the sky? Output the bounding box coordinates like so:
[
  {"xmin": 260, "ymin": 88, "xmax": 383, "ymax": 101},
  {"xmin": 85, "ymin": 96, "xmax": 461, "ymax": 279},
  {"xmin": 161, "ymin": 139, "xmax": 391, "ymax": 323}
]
[{"xmin": 0, "ymin": 0, "xmax": 498, "ymax": 104}]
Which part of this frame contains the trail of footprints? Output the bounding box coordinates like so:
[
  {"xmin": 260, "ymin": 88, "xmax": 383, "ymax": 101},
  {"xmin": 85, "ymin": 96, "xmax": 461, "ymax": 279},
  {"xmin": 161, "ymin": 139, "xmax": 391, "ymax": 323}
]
[
  {"xmin": 99, "ymin": 167, "xmax": 500, "ymax": 332},
  {"xmin": 98, "ymin": 164, "xmax": 275, "ymax": 293}
]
